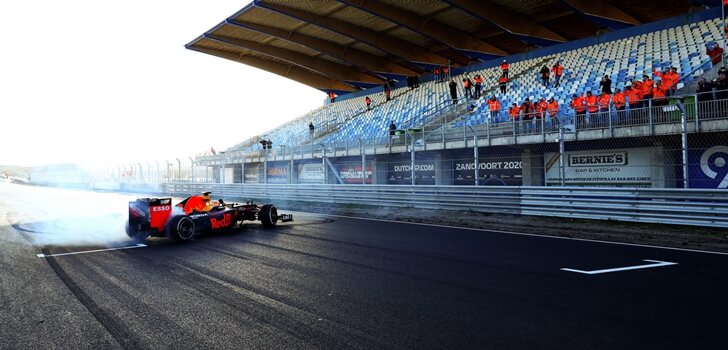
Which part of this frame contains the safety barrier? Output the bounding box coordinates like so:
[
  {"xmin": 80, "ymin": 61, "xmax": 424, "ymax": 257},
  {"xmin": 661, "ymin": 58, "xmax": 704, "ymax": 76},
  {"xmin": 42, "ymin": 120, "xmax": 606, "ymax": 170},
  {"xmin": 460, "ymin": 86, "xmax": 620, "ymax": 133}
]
[{"xmin": 162, "ymin": 183, "xmax": 728, "ymax": 228}]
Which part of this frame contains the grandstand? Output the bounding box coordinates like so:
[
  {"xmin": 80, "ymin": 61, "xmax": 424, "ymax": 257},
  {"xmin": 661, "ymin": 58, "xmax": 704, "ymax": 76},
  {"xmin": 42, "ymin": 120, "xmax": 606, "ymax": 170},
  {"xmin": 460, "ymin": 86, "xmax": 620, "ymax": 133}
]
[{"xmin": 186, "ymin": 1, "xmax": 728, "ymax": 189}]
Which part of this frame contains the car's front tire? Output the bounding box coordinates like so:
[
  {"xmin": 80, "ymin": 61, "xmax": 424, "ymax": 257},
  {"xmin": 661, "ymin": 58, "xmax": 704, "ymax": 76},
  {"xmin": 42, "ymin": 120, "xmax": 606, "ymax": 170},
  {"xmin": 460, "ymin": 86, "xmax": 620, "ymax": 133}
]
[
  {"xmin": 259, "ymin": 205, "xmax": 278, "ymax": 228},
  {"xmin": 166, "ymin": 216, "xmax": 196, "ymax": 241}
]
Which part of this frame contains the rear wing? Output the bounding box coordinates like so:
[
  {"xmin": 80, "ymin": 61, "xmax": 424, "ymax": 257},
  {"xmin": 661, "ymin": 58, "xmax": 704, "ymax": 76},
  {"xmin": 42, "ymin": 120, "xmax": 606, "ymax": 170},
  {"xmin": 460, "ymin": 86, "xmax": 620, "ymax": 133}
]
[{"xmin": 128, "ymin": 198, "xmax": 173, "ymax": 233}]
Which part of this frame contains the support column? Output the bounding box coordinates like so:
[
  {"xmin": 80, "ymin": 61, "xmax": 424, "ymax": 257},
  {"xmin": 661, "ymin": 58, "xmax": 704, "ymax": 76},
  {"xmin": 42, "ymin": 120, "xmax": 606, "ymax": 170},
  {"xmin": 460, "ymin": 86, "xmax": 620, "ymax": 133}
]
[{"xmin": 521, "ymin": 148, "xmax": 544, "ymax": 186}]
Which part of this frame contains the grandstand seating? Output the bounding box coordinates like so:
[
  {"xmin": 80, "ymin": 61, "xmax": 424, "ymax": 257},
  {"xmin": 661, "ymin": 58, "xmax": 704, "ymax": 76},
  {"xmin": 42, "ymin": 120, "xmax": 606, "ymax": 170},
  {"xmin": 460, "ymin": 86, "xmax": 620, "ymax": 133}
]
[{"xmin": 227, "ymin": 16, "xmax": 724, "ymax": 153}]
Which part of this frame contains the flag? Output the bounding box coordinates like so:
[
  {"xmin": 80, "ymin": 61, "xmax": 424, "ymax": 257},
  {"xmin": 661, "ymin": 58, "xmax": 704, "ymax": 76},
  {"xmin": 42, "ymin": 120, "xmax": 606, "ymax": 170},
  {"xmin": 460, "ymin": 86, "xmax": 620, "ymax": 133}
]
[{"xmin": 210, "ymin": 147, "xmax": 216, "ymax": 155}]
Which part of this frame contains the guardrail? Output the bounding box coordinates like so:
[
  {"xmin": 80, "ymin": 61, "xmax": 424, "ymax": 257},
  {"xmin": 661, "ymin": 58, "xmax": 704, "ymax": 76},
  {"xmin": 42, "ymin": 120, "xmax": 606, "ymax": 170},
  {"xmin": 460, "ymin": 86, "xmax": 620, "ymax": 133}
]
[{"xmin": 162, "ymin": 183, "xmax": 728, "ymax": 228}]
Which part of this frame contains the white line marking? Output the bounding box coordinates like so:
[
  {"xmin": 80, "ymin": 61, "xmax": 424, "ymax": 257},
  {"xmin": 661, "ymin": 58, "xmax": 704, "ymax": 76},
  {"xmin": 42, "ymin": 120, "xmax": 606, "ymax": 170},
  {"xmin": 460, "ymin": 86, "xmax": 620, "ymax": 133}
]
[
  {"xmin": 36, "ymin": 243, "xmax": 147, "ymax": 258},
  {"xmin": 561, "ymin": 259, "xmax": 678, "ymax": 274},
  {"xmin": 314, "ymin": 213, "xmax": 728, "ymax": 256}
]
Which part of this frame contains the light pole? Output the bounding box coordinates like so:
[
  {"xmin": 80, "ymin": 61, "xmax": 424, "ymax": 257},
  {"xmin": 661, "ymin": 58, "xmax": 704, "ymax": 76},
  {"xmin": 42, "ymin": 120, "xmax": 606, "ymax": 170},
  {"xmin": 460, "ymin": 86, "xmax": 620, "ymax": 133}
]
[
  {"xmin": 165, "ymin": 161, "xmax": 172, "ymax": 182},
  {"xmin": 175, "ymin": 158, "xmax": 181, "ymax": 182},
  {"xmin": 189, "ymin": 157, "xmax": 195, "ymax": 183}
]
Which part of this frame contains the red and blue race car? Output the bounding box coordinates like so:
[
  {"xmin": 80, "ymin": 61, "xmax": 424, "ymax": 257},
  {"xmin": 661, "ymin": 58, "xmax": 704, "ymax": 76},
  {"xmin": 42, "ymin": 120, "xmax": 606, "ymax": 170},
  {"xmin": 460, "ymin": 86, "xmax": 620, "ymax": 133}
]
[{"xmin": 125, "ymin": 192, "xmax": 292, "ymax": 241}]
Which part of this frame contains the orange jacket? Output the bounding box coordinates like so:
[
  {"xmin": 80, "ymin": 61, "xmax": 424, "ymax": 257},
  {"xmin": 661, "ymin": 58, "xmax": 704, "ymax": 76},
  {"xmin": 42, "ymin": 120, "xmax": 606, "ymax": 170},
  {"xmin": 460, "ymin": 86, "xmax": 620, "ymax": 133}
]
[
  {"xmin": 536, "ymin": 101, "xmax": 548, "ymax": 116},
  {"xmin": 641, "ymin": 79, "xmax": 654, "ymax": 95},
  {"xmin": 653, "ymin": 85, "xmax": 667, "ymax": 100},
  {"xmin": 613, "ymin": 92, "xmax": 626, "ymax": 108},
  {"xmin": 488, "ymin": 100, "xmax": 501, "ymax": 112},
  {"xmin": 585, "ymin": 95, "xmax": 598, "ymax": 113},
  {"xmin": 501, "ymin": 63, "xmax": 509, "ymax": 70},
  {"xmin": 552, "ymin": 64, "xmax": 563, "ymax": 76},
  {"xmin": 547, "ymin": 101, "xmax": 559, "ymax": 117},
  {"xmin": 499, "ymin": 76, "xmax": 508, "ymax": 84},
  {"xmin": 508, "ymin": 106, "xmax": 520, "ymax": 120},
  {"xmin": 365, "ymin": 97, "xmax": 371, "ymax": 105},
  {"xmin": 626, "ymin": 89, "xmax": 641, "ymax": 105},
  {"xmin": 598, "ymin": 94, "xmax": 611, "ymax": 110},
  {"xmin": 474, "ymin": 76, "xmax": 483, "ymax": 84},
  {"xmin": 463, "ymin": 80, "xmax": 470, "ymax": 88},
  {"xmin": 571, "ymin": 96, "xmax": 586, "ymax": 112}
]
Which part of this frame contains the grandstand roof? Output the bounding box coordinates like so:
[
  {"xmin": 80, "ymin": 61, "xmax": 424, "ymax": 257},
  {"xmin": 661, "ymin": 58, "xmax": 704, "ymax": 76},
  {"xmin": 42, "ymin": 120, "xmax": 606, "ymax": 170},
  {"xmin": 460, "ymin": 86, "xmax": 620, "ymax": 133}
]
[{"xmin": 186, "ymin": 0, "xmax": 720, "ymax": 94}]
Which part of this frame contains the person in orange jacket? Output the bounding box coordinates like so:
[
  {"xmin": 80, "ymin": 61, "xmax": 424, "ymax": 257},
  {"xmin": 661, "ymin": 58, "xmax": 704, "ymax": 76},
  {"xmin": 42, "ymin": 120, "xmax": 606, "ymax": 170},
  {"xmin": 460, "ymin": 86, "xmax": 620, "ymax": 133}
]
[
  {"xmin": 328, "ymin": 91, "xmax": 337, "ymax": 103},
  {"xmin": 487, "ymin": 96, "xmax": 501, "ymax": 125},
  {"xmin": 547, "ymin": 98, "xmax": 559, "ymax": 129},
  {"xmin": 473, "ymin": 75, "xmax": 483, "ymax": 98},
  {"xmin": 552, "ymin": 61, "xmax": 564, "ymax": 87},
  {"xmin": 500, "ymin": 60, "xmax": 510, "ymax": 79},
  {"xmin": 571, "ymin": 94, "xmax": 586, "ymax": 129},
  {"xmin": 463, "ymin": 78, "xmax": 472, "ymax": 99},
  {"xmin": 536, "ymin": 98, "xmax": 548, "ymax": 131},
  {"xmin": 509, "ymin": 103, "xmax": 520, "ymax": 133},
  {"xmin": 585, "ymin": 91, "xmax": 598, "ymax": 128},
  {"xmin": 365, "ymin": 96, "xmax": 372, "ymax": 110},
  {"xmin": 625, "ymin": 85, "xmax": 642, "ymax": 125},
  {"xmin": 598, "ymin": 92, "xmax": 611, "ymax": 127},
  {"xmin": 641, "ymin": 75, "xmax": 654, "ymax": 107},
  {"xmin": 612, "ymin": 88, "xmax": 626, "ymax": 125},
  {"xmin": 498, "ymin": 74, "xmax": 509, "ymax": 94}
]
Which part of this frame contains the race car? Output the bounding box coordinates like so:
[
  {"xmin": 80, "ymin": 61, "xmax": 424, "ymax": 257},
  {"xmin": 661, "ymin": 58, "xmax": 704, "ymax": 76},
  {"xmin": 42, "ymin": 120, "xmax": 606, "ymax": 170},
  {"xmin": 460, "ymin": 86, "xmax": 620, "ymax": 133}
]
[{"xmin": 125, "ymin": 192, "xmax": 292, "ymax": 241}]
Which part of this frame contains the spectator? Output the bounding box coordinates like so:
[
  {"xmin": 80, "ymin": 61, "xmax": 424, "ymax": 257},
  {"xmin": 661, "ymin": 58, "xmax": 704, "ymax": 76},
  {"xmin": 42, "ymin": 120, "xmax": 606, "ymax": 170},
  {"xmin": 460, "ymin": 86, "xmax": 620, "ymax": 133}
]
[
  {"xmin": 474, "ymin": 74, "xmax": 483, "ymax": 98},
  {"xmin": 521, "ymin": 98, "xmax": 534, "ymax": 133},
  {"xmin": 498, "ymin": 74, "xmax": 508, "ymax": 94},
  {"xmin": 697, "ymin": 78, "xmax": 714, "ymax": 102},
  {"xmin": 668, "ymin": 67, "xmax": 680, "ymax": 95},
  {"xmin": 407, "ymin": 76, "xmax": 414, "ymax": 89},
  {"xmin": 536, "ymin": 98, "xmax": 548, "ymax": 130},
  {"xmin": 585, "ymin": 91, "xmax": 598, "ymax": 127},
  {"xmin": 552, "ymin": 61, "xmax": 564, "ymax": 87},
  {"xmin": 442, "ymin": 66, "xmax": 450, "ymax": 80},
  {"xmin": 308, "ymin": 122, "xmax": 314, "ymax": 137},
  {"xmin": 500, "ymin": 60, "xmax": 509, "ymax": 79},
  {"xmin": 599, "ymin": 75, "xmax": 612, "ymax": 94},
  {"xmin": 449, "ymin": 80, "xmax": 458, "ymax": 104},
  {"xmin": 487, "ymin": 96, "xmax": 501, "ymax": 125},
  {"xmin": 641, "ymin": 75, "xmax": 654, "ymax": 107},
  {"xmin": 434, "ymin": 66, "xmax": 440, "ymax": 82},
  {"xmin": 598, "ymin": 92, "xmax": 611, "ymax": 127},
  {"xmin": 509, "ymin": 103, "xmax": 520, "ymax": 133},
  {"xmin": 540, "ymin": 65, "xmax": 550, "ymax": 87},
  {"xmin": 384, "ymin": 84, "xmax": 391, "ymax": 101},
  {"xmin": 654, "ymin": 67, "xmax": 678, "ymax": 95},
  {"xmin": 706, "ymin": 42, "xmax": 724, "ymax": 66},
  {"xmin": 463, "ymin": 78, "xmax": 472, "ymax": 99},
  {"xmin": 626, "ymin": 85, "xmax": 642, "ymax": 124},
  {"xmin": 388, "ymin": 79, "xmax": 396, "ymax": 88},
  {"xmin": 389, "ymin": 120, "xmax": 397, "ymax": 136},
  {"xmin": 365, "ymin": 96, "xmax": 372, "ymax": 110},
  {"xmin": 328, "ymin": 91, "xmax": 337, "ymax": 103},
  {"xmin": 547, "ymin": 98, "xmax": 559, "ymax": 129},
  {"xmin": 414, "ymin": 75, "xmax": 420, "ymax": 88},
  {"xmin": 612, "ymin": 88, "xmax": 627, "ymax": 124},
  {"xmin": 571, "ymin": 94, "xmax": 586, "ymax": 129},
  {"xmin": 715, "ymin": 72, "xmax": 728, "ymax": 100},
  {"xmin": 652, "ymin": 80, "xmax": 668, "ymax": 107}
]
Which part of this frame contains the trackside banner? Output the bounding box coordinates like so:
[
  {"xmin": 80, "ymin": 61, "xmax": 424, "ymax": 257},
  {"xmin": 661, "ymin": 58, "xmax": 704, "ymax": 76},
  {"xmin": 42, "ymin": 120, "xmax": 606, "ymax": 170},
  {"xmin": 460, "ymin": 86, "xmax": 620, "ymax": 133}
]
[
  {"xmin": 337, "ymin": 164, "xmax": 372, "ymax": 184},
  {"xmin": 453, "ymin": 156, "xmax": 523, "ymax": 186},
  {"xmin": 688, "ymin": 145, "xmax": 728, "ymax": 189},
  {"xmin": 388, "ymin": 161, "xmax": 436, "ymax": 185},
  {"xmin": 266, "ymin": 165, "xmax": 289, "ymax": 184},
  {"xmin": 244, "ymin": 164, "xmax": 260, "ymax": 183},
  {"xmin": 544, "ymin": 148, "xmax": 660, "ymax": 187},
  {"xmin": 298, "ymin": 163, "xmax": 324, "ymax": 184}
]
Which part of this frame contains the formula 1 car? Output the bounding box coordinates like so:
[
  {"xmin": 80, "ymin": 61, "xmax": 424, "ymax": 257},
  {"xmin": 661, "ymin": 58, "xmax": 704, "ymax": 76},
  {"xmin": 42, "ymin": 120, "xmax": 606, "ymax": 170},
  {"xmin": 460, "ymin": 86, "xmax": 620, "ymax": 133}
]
[{"xmin": 125, "ymin": 192, "xmax": 292, "ymax": 241}]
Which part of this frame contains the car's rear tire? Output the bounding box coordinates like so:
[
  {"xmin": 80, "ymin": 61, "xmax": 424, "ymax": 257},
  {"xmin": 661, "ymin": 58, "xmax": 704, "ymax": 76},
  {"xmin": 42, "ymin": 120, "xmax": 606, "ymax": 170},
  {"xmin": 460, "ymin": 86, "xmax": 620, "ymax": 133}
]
[
  {"xmin": 259, "ymin": 205, "xmax": 278, "ymax": 228},
  {"xmin": 166, "ymin": 216, "xmax": 196, "ymax": 241}
]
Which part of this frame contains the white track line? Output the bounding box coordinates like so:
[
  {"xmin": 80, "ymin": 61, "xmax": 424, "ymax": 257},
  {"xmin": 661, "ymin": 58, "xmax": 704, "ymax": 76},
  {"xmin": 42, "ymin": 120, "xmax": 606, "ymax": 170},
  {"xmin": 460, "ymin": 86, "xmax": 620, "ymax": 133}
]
[
  {"xmin": 317, "ymin": 213, "xmax": 728, "ymax": 256},
  {"xmin": 37, "ymin": 243, "xmax": 147, "ymax": 258},
  {"xmin": 561, "ymin": 259, "xmax": 678, "ymax": 275}
]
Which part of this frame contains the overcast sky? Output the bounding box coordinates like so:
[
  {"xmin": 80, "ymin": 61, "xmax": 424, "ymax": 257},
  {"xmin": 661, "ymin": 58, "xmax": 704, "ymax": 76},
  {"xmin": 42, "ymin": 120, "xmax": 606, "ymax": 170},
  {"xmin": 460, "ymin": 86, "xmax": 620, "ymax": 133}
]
[{"xmin": 0, "ymin": 1, "xmax": 325, "ymax": 167}]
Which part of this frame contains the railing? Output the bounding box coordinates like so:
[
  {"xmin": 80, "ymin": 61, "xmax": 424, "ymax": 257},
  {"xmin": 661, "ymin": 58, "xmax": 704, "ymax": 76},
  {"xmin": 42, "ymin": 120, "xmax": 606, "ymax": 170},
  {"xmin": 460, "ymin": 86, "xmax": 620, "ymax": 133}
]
[{"xmin": 162, "ymin": 183, "xmax": 728, "ymax": 228}]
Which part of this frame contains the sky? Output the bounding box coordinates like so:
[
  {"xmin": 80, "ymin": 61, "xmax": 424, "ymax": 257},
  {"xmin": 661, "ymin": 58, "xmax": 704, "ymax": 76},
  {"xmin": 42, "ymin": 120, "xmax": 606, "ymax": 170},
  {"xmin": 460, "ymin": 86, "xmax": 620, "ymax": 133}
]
[{"xmin": 0, "ymin": 1, "xmax": 325, "ymax": 167}]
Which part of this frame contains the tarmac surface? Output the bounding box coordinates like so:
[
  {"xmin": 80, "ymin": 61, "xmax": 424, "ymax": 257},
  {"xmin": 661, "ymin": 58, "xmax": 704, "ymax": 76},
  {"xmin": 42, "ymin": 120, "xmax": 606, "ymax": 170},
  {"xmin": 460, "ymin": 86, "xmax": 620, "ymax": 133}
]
[{"xmin": 1, "ymin": 181, "xmax": 727, "ymax": 349}]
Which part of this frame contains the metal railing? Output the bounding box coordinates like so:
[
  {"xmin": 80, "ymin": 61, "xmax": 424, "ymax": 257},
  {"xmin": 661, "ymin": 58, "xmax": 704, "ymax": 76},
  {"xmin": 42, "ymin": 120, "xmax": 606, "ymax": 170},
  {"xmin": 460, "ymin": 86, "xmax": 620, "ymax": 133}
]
[{"xmin": 162, "ymin": 183, "xmax": 728, "ymax": 228}]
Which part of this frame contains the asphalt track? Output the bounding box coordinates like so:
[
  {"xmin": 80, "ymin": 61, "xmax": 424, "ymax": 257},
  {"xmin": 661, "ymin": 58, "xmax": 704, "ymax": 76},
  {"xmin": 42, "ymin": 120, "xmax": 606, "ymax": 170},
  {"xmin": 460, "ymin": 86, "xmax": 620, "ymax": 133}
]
[{"xmin": 1, "ymin": 182, "xmax": 727, "ymax": 349}]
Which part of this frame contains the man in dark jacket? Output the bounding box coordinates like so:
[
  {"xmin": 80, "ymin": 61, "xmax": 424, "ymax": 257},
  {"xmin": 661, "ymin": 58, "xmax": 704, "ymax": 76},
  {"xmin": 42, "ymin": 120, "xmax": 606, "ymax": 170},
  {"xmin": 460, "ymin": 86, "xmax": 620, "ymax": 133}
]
[
  {"xmin": 697, "ymin": 78, "xmax": 714, "ymax": 102},
  {"xmin": 449, "ymin": 80, "xmax": 458, "ymax": 104}
]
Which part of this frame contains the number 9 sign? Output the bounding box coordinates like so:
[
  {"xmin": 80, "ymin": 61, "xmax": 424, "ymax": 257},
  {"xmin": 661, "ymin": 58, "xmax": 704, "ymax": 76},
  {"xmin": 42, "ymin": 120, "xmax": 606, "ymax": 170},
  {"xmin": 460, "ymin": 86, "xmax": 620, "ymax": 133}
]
[{"xmin": 700, "ymin": 146, "xmax": 728, "ymax": 189}]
